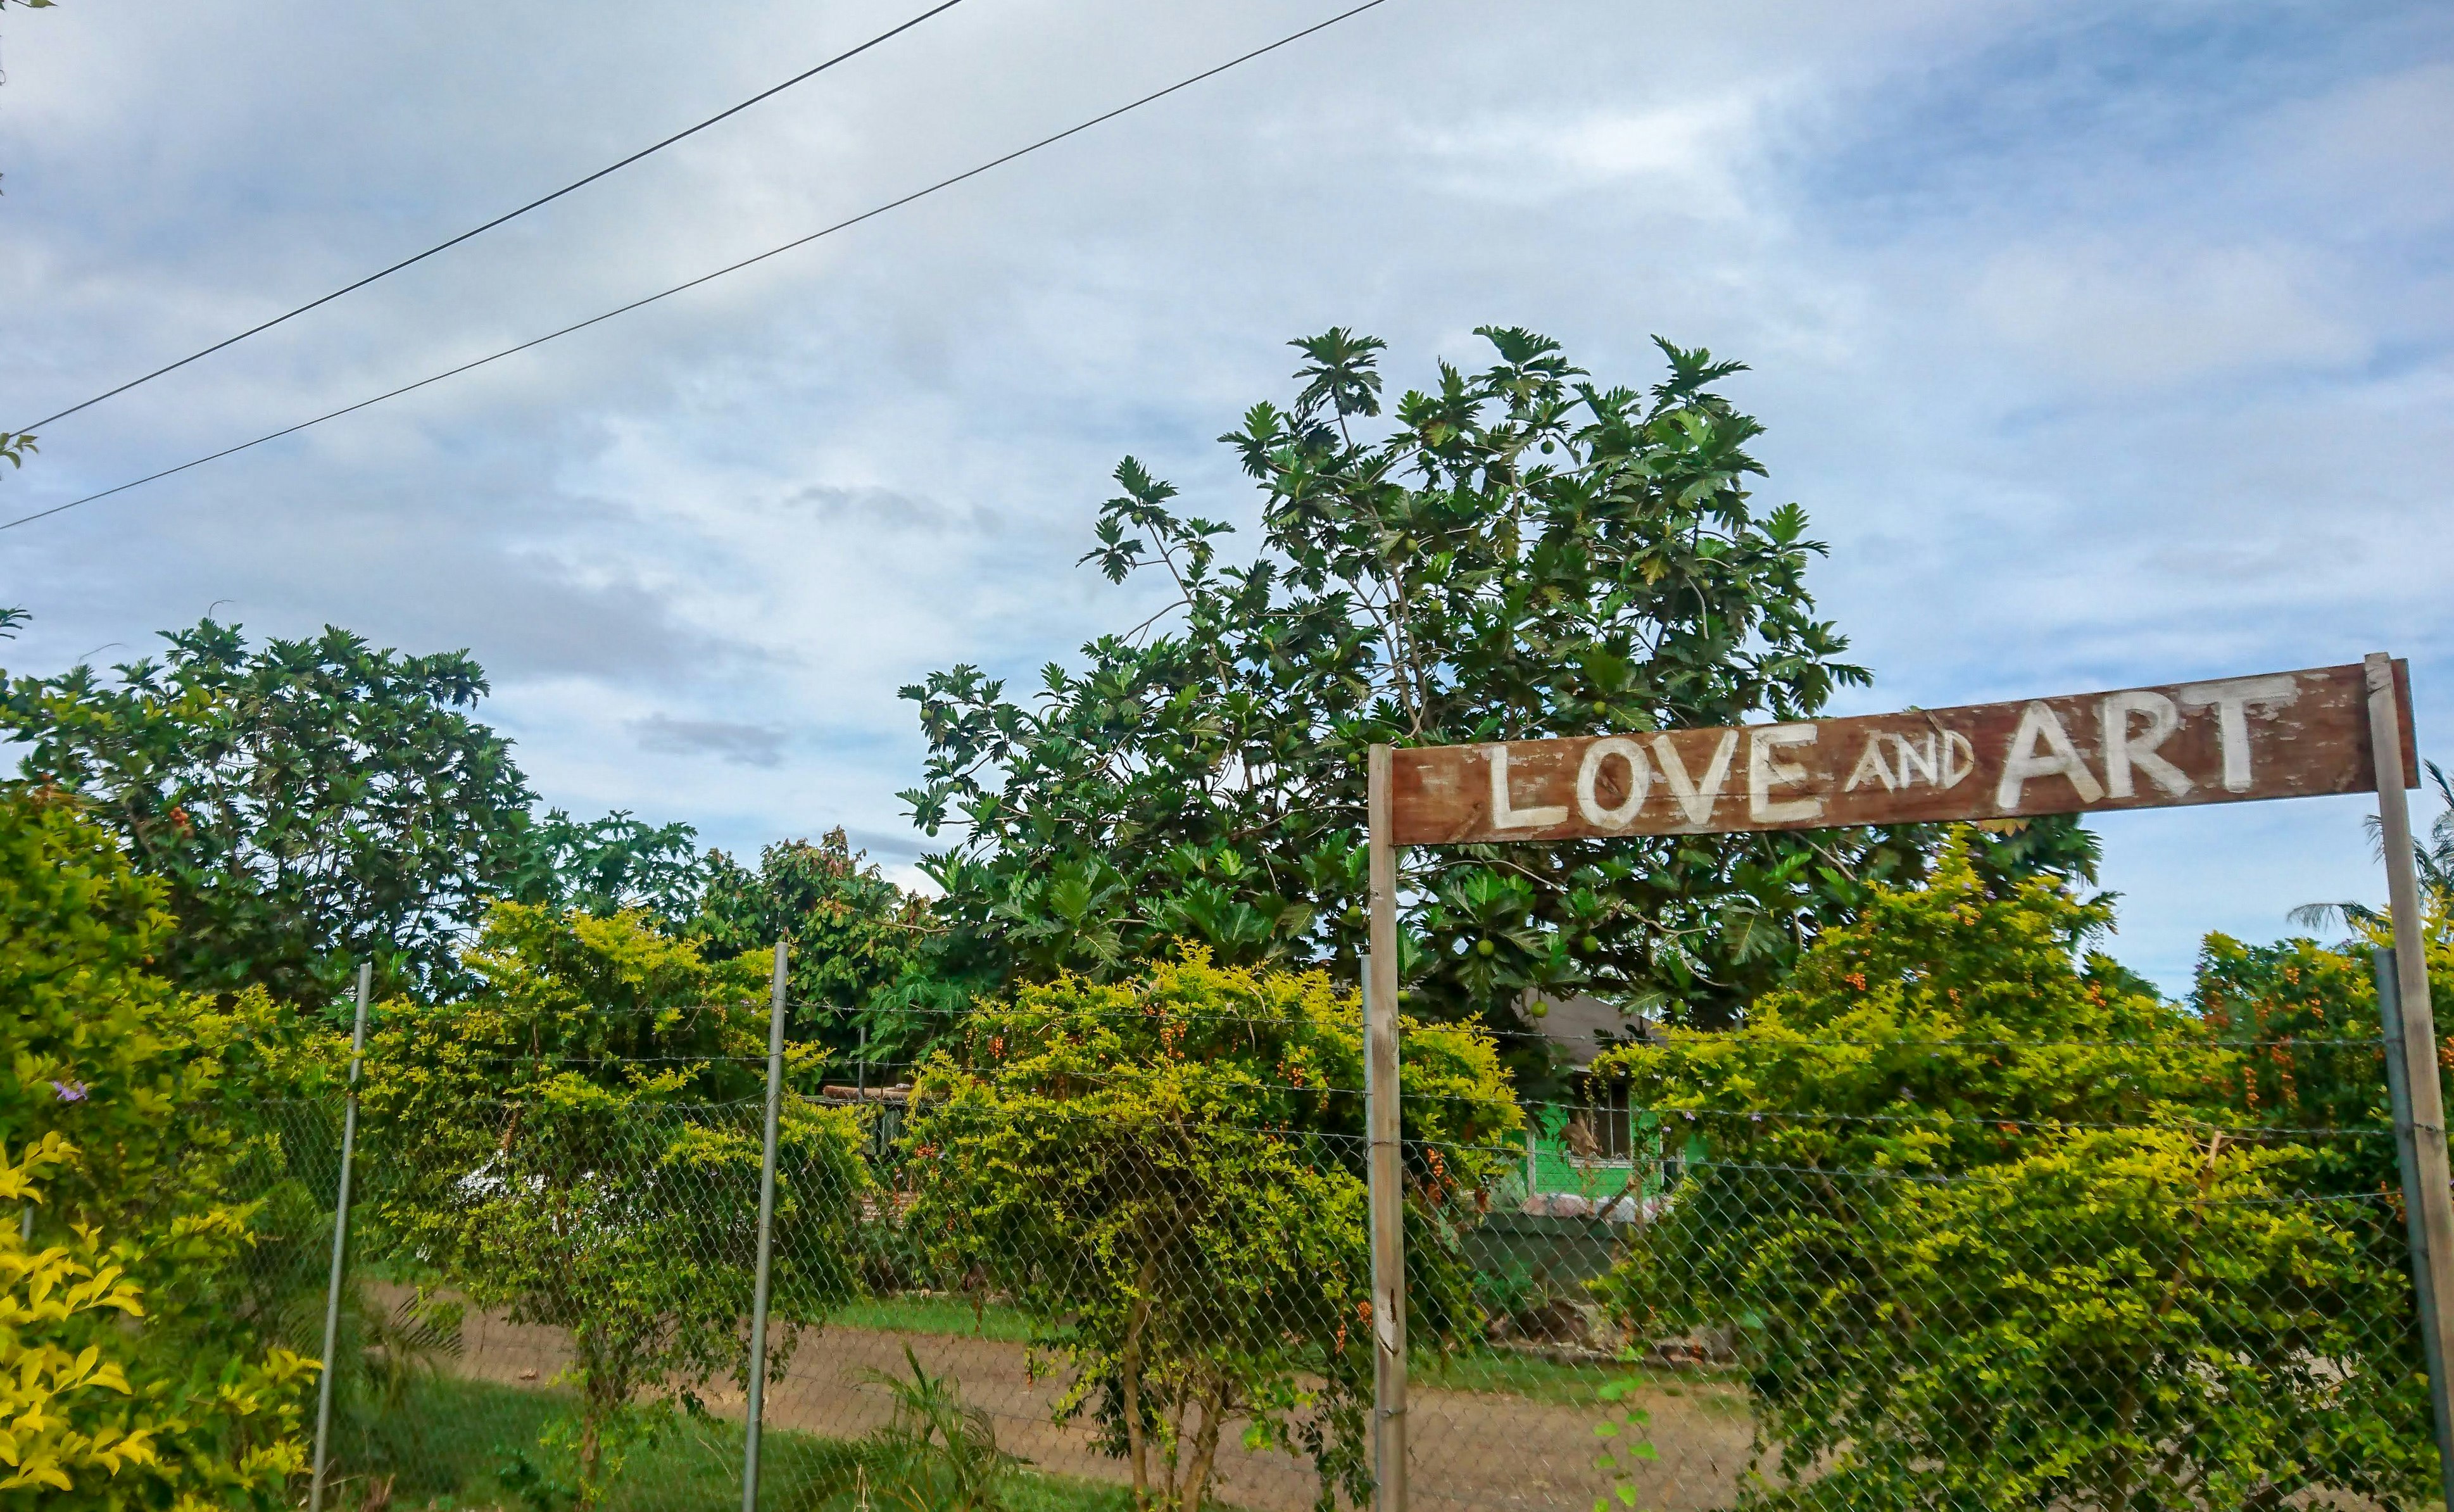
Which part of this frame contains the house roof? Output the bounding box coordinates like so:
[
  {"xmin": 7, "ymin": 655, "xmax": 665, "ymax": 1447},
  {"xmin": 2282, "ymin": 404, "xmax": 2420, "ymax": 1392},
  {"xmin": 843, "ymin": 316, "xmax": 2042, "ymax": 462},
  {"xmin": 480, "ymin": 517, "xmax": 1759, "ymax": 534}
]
[{"xmin": 1523, "ymin": 992, "xmax": 1652, "ymax": 1068}]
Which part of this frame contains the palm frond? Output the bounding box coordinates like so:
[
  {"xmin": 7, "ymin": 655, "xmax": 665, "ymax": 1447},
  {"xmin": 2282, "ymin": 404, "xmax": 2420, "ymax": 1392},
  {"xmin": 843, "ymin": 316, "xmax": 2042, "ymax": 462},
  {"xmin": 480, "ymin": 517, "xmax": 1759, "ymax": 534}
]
[{"xmin": 2286, "ymin": 900, "xmax": 2376, "ymax": 933}]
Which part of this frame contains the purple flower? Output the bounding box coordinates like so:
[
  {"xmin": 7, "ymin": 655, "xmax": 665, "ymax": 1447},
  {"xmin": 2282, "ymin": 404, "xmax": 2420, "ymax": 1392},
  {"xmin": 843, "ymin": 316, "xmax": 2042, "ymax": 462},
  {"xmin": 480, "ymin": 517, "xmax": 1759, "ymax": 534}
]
[{"xmin": 51, "ymin": 1080, "xmax": 87, "ymax": 1102}]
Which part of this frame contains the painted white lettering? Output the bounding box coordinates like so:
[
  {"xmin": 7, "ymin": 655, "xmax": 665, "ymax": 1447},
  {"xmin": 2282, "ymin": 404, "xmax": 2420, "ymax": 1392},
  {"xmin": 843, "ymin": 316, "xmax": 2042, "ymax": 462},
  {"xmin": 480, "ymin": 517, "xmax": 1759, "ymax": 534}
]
[
  {"xmin": 1651, "ymin": 731, "xmax": 1740, "ymax": 826},
  {"xmin": 1893, "ymin": 732, "xmax": 1938, "ymax": 788},
  {"xmin": 1575, "ymin": 737, "xmax": 1651, "ymax": 829},
  {"xmin": 1487, "ymin": 744, "xmax": 1568, "ymax": 830},
  {"xmin": 1941, "ymin": 730, "xmax": 1975, "ymax": 788},
  {"xmin": 2175, "ymin": 675, "xmax": 2300, "ymax": 794},
  {"xmin": 1844, "ymin": 736, "xmax": 1897, "ymax": 793},
  {"xmin": 2099, "ymin": 690, "xmax": 2191, "ymax": 800},
  {"xmin": 1894, "ymin": 729, "xmax": 1976, "ymax": 788},
  {"xmin": 1994, "ymin": 702, "xmax": 2107, "ymax": 809},
  {"xmin": 1749, "ymin": 724, "xmax": 1824, "ymax": 824}
]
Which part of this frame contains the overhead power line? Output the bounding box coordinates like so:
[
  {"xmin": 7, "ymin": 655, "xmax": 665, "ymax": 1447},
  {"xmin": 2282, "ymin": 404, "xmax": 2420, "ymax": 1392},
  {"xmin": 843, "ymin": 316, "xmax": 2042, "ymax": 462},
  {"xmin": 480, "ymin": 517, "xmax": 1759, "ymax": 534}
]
[
  {"xmin": 1, "ymin": 0, "xmax": 1391, "ymax": 534},
  {"xmin": 8, "ymin": 0, "xmax": 972, "ymax": 434}
]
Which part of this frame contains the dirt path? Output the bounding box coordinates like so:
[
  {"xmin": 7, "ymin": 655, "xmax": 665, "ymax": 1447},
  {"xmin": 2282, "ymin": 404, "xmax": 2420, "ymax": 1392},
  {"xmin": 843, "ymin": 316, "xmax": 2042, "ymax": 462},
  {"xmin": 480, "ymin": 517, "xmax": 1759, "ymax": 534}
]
[{"xmin": 431, "ymin": 1295, "xmax": 1754, "ymax": 1510}]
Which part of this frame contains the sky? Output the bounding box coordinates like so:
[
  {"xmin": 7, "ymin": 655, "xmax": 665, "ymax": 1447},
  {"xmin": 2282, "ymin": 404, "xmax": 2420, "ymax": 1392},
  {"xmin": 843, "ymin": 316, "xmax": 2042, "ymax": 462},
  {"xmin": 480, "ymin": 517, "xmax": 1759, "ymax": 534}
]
[{"xmin": 1, "ymin": 0, "xmax": 2448, "ymax": 991}]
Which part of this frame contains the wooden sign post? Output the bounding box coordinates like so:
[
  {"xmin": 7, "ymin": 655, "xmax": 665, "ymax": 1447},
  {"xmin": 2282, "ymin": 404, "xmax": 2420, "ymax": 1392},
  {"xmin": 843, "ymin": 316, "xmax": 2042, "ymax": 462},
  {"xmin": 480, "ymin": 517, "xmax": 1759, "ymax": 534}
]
[
  {"xmin": 1358, "ymin": 657, "xmax": 2451, "ymax": 1511},
  {"xmin": 1362, "ymin": 747, "xmax": 1407, "ymax": 1510},
  {"xmin": 2362, "ymin": 656, "xmax": 2454, "ymax": 1509}
]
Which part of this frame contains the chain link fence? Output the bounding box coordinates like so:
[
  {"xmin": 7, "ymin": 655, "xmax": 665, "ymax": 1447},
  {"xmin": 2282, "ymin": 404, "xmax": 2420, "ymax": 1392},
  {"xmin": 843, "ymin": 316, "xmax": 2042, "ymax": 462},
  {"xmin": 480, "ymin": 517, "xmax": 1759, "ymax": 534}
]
[{"xmin": 236, "ymin": 1013, "xmax": 2451, "ymax": 1512}]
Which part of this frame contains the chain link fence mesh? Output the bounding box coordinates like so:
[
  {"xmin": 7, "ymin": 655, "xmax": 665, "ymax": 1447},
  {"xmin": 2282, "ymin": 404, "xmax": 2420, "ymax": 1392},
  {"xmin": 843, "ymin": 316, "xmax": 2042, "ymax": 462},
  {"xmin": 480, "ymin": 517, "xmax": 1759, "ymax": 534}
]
[{"xmin": 237, "ymin": 1026, "xmax": 2449, "ymax": 1512}]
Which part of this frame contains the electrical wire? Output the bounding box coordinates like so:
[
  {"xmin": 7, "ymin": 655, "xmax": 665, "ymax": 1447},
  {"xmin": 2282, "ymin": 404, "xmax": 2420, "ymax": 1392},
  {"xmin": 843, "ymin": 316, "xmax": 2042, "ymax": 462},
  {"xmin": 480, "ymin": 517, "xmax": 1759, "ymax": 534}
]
[
  {"xmin": 0, "ymin": 0, "xmax": 1395, "ymax": 534},
  {"xmin": 8, "ymin": 0, "xmax": 972, "ymax": 435}
]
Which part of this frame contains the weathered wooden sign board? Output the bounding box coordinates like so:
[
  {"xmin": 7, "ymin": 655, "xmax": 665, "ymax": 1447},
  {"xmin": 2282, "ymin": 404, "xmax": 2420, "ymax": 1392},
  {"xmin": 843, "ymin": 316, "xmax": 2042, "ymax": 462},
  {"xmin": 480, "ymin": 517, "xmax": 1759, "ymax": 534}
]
[{"xmin": 1387, "ymin": 660, "xmax": 2416, "ymax": 847}]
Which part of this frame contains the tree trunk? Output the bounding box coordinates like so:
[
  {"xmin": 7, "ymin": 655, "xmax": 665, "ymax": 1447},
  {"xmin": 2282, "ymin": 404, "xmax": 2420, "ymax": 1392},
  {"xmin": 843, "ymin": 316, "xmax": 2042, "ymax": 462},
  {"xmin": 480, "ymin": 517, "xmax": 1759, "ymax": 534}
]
[
  {"xmin": 572, "ymin": 1330, "xmax": 621, "ymax": 1512},
  {"xmin": 1162, "ymin": 1373, "xmax": 1192, "ymax": 1504},
  {"xmin": 1121, "ymin": 1256, "xmax": 1157, "ymax": 1506},
  {"xmin": 1181, "ymin": 1373, "xmax": 1230, "ymax": 1512},
  {"xmin": 576, "ymin": 1404, "xmax": 604, "ymax": 1512}
]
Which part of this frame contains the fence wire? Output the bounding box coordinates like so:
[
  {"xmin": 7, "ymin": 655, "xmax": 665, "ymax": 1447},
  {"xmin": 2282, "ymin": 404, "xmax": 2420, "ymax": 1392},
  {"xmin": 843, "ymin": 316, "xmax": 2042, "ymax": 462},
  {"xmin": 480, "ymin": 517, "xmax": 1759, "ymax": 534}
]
[{"xmin": 237, "ymin": 1035, "xmax": 2448, "ymax": 1512}]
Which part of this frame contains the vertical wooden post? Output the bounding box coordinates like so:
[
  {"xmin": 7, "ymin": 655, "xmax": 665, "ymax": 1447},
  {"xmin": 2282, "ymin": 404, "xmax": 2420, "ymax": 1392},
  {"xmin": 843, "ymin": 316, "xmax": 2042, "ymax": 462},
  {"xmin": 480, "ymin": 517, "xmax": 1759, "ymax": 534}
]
[
  {"xmin": 2374, "ymin": 945, "xmax": 2453, "ymax": 1500},
  {"xmin": 310, "ymin": 961, "xmax": 373, "ymax": 1512},
  {"xmin": 741, "ymin": 940, "xmax": 790, "ymax": 1512},
  {"xmin": 1365, "ymin": 744, "xmax": 1409, "ymax": 1512},
  {"xmin": 2365, "ymin": 652, "xmax": 2454, "ymax": 1506}
]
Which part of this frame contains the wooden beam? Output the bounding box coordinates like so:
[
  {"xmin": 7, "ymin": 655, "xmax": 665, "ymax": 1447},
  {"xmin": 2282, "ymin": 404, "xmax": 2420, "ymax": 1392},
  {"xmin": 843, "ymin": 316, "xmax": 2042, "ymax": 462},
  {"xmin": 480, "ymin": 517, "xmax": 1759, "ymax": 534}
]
[{"xmin": 1391, "ymin": 661, "xmax": 2413, "ymax": 847}]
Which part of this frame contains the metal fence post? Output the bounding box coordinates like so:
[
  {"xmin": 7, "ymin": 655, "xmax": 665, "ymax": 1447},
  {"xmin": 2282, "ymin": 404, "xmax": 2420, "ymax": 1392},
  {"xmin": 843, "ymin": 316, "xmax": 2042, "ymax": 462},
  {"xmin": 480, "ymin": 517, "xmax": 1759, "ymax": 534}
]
[
  {"xmin": 2365, "ymin": 653, "xmax": 2454, "ymax": 1507},
  {"xmin": 310, "ymin": 961, "xmax": 373, "ymax": 1512},
  {"xmin": 742, "ymin": 940, "xmax": 789, "ymax": 1512},
  {"xmin": 1364, "ymin": 743, "xmax": 1409, "ymax": 1512}
]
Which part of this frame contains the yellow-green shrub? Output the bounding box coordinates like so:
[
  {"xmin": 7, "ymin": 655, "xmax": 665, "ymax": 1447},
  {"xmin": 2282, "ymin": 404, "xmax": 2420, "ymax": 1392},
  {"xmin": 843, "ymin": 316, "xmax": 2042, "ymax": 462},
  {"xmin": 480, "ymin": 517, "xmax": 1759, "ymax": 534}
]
[
  {"xmin": 1591, "ymin": 837, "xmax": 2434, "ymax": 1509},
  {"xmin": 360, "ymin": 904, "xmax": 871, "ymax": 1510},
  {"xmin": 903, "ymin": 950, "xmax": 1520, "ymax": 1511},
  {"xmin": 1, "ymin": 790, "xmax": 320, "ymax": 1508},
  {"xmin": 1, "ymin": 1132, "xmax": 312, "ymax": 1509}
]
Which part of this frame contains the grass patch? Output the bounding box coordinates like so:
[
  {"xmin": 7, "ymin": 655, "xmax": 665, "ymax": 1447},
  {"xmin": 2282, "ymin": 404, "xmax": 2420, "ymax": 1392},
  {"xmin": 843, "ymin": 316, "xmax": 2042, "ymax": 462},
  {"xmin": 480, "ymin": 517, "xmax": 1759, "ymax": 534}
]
[
  {"xmin": 323, "ymin": 1375, "xmax": 1154, "ymax": 1511},
  {"xmin": 787, "ymin": 1463, "xmax": 1154, "ymax": 1511},
  {"xmin": 831, "ymin": 1292, "xmax": 1041, "ymax": 1344}
]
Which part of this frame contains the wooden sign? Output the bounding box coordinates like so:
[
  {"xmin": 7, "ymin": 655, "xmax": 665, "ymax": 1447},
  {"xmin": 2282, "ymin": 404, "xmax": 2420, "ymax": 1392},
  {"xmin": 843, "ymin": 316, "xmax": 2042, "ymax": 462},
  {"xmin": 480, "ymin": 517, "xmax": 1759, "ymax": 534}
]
[{"xmin": 1387, "ymin": 661, "xmax": 2416, "ymax": 847}]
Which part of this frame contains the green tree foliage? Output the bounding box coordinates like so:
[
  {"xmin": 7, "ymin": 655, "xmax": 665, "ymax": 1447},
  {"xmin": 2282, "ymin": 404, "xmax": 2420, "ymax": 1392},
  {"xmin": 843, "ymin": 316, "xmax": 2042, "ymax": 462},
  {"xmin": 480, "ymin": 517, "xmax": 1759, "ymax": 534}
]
[
  {"xmin": 501, "ymin": 808, "xmax": 706, "ymax": 928},
  {"xmin": 359, "ymin": 905, "xmax": 869, "ymax": 1509},
  {"xmin": 0, "ymin": 789, "xmax": 327, "ymax": 1507},
  {"xmin": 690, "ymin": 828, "xmax": 936, "ymax": 1061},
  {"xmin": 900, "ymin": 953, "xmax": 1519, "ymax": 1511},
  {"xmin": 1590, "ymin": 839, "xmax": 2433, "ymax": 1509},
  {"xmin": 0, "ymin": 619, "xmax": 535, "ymax": 1002},
  {"xmin": 900, "ymin": 327, "xmax": 2034, "ymax": 1075}
]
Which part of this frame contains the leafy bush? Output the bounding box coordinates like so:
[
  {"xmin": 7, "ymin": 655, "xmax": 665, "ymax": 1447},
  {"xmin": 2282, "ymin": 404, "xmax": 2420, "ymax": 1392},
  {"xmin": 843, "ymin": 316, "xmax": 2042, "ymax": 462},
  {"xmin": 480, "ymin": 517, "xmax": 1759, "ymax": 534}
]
[
  {"xmin": 1, "ymin": 1131, "xmax": 313, "ymax": 1508},
  {"xmin": 902, "ymin": 951, "xmax": 1520, "ymax": 1511},
  {"xmin": 0, "ymin": 788, "xmax": 329, "ymax": 1506},
  {"xmin": 1590, "ymin": 837, "xmax": 2436, "ymax": 1509},
  {"xmin": 359, "ymin": 904, "xmax": 871, "ymax": 1510},
  {"xmin": 2195, "ymin": 911, "xmax": 2454, "ymax": 1202}
]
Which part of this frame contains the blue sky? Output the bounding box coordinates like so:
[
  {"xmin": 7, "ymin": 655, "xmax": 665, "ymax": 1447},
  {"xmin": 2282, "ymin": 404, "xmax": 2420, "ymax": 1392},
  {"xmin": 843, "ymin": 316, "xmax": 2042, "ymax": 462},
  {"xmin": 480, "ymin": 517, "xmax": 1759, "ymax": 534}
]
[{"xmin": 3, "ymin": 0, "xmax": 2448, "ymax": 990}]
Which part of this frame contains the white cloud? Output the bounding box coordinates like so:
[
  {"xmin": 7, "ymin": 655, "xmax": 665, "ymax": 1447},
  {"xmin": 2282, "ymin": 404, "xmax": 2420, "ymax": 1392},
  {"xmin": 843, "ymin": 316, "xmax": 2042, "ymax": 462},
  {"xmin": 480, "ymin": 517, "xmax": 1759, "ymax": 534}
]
[
  {"xmin": 1402, "ymin": 88, "xmax": 1780, "ymax": 217},
  {"xmin": 2257, "ymin": 61, "xmax": 2454, "ymax": 232},
  {"xmin": 1967, "ymin": 243, "xmax": 2365, "ymax": 387},
  {"xmin": 3, "ymin": 0, "xmax": 2450, "ymax": 992}
]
